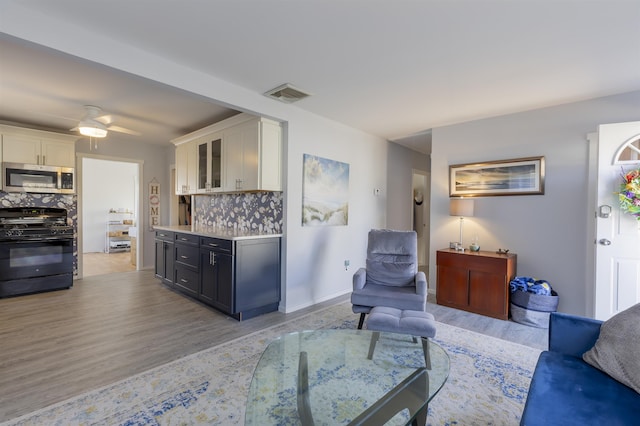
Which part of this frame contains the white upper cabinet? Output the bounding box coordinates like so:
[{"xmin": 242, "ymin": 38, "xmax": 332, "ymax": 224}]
[
  {"xmin": 172, "ymin": 113, "xmax": 282, "ymax": 195},
  {"xmin": 195, "ymin": 133, "xmax": 223, "ymax": 193},
  {"xmin": 223, "ymin": 117, "xmax": 281, "ymax": 192},
  {"xmin": 175, "ymin": 141, "xmax": 197, "ymax": 195},
  {"xmin": 0, "ymin": 125, "xmax": 76, "ymax": 168}
]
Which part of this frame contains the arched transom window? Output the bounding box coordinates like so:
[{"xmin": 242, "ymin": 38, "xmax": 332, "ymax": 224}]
[{"xmin": 614, "ymin": 134, "xmax": 640, "ymax": 164}]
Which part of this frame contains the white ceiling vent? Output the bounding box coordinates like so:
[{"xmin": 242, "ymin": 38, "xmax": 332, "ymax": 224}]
[{"xmin": 264, "ymin": 83, "xmax": 312, "ymax": 103}]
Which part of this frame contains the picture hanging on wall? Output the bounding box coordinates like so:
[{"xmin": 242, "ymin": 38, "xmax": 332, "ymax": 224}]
[
  {"xmin": 449, "ymin": 156, "xmax": 545, "ymax": 197},
  {"xmin": 302, "ymin": 154, "xmax": 349, "ymax": 226}
]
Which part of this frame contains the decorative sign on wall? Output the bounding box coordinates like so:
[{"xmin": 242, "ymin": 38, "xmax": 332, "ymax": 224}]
[
  {"xmin": 302, "ymin": 154, "xmax": 350, "ymax": 226},
  {"xmin": 149, "ymin": 178, "xmax": 160, "ymax": 230}
]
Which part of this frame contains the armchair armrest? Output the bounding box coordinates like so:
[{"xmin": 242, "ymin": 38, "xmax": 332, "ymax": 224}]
[
  {"xmin": 353, "ymin": 267, "xmax": 367, "ymax": 290},
  {"xmin": 415, "ymin": 271, "xmax": 427, "ymax": 296},
  {"xmin": 548, "ymin": 312, "xmax": 602, "ymax": 357}
]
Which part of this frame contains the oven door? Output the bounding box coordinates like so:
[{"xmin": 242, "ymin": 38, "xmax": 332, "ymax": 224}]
[{"xmin": 0, "ymin": 237, "xmax": 73, "ymax": 281}]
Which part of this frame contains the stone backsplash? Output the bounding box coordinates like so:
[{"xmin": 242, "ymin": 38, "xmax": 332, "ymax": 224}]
[{"xmin": 193, "ymin": 192, "xmax": 283, "ymax": 234}]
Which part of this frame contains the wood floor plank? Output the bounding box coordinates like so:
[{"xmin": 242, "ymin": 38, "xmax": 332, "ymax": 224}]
[{"xmin": 0, "ymin": 271, "xmax": 547, "ymax": 422}]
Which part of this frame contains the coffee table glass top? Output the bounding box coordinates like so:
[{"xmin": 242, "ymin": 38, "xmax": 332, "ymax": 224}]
[{"xmin": 245, "ymin": 329, "xmax": 449, "ymax": 425}]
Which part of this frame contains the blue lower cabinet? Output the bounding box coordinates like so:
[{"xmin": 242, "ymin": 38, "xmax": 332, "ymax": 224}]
[{"xmin": 156, "ymin": 231, "xmax": 281, "ymax": 321}]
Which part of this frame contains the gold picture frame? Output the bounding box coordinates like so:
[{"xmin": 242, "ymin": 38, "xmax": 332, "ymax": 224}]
[{"xmin": 449, "ymin": 156, "xmax": 545, "ymax": 197}]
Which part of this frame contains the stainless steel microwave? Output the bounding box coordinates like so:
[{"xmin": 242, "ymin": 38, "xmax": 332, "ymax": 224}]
[{"xmin": 2, "ymin": 162, "xmax": 75, "ymax": 194}]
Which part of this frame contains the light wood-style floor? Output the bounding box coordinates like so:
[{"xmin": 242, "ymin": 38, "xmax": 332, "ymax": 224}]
[
  {"xmin": 0, "ymin": 271, "xmax": 547, "ymax": 422},
  {"xmin": 83, "ymin": 251, "xmax": 136, "ymax": 277}
]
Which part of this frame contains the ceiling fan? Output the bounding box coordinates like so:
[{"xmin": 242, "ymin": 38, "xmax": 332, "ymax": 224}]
[{"xmin": 71, "ymin": 105, "xmax": 140, "ymax": 138}]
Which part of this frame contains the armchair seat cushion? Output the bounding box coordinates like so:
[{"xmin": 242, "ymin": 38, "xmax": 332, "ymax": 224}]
[
  {"xmin": 521, "ymin": 351, "xmax": 640, "ymax": 425},
  {"xmin": 351, "ymin": 283, "xmax": 426, "ymax": 313}
]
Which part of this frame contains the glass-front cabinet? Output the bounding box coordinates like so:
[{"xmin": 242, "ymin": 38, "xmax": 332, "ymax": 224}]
[{"xmin": 196, "ymin": 134, "xmax": 223, "ymax": 193}]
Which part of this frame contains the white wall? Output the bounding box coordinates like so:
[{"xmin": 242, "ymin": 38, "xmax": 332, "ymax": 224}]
[
  {"xmin": 1, "ymin": 8, "xmax": 395, "ymax": 312},
  {"xmin": 82, "ymin": 158, "xmax": 137, "ymax": 253},
  {"xmin": 430, "ymin": 90, "xmax": 640, "ymax": 316}
]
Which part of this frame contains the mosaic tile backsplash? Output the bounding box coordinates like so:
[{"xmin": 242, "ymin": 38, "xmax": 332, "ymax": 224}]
[
  {"xmin": 193, "ymin": 192, "xmax": 283, "ymax": 234},
  {"xmin": 0, "ymin": 191, "xmax": 79, "ymax": 274}
]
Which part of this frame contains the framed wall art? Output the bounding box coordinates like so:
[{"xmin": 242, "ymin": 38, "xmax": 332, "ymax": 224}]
[
  {"xmin": 449, "ymin": 156, "xmax": 545, "ymax": 197},
  {"xmin": 302, "ymin": 154, "xmax": 349, "ymax": 226}
]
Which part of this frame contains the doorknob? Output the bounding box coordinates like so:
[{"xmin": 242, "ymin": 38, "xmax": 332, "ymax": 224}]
[{"xmin": 599, "ymin": 239, "xmax": 611, "ymax": 246}]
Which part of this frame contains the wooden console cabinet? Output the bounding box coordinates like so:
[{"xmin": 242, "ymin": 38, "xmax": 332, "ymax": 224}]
[{"xmin": 436, "ymin": 248, "xmax": 517, "ymax": 320}]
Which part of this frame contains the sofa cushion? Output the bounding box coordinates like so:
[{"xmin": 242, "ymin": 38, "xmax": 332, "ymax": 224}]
[
  {"xmin": 582, "ymin": 302, "xmax": 640, "ymax": 394},
  {"xmin": 521, "ymin": 351, "xmax": 640, "ymax": 425}
]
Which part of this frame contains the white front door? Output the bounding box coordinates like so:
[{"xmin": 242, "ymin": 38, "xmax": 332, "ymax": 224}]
[{"xmin": 594, "ymin": 121, "xmax": 640, "ymax": 320}]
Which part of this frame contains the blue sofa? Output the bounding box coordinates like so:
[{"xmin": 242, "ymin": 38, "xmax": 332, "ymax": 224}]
[{"xmin": 520, "ymin": 312, "xmax": 640, "ymax": 425}]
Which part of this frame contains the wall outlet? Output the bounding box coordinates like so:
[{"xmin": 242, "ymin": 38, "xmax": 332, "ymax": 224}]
[{"xmin": 344, "ymin": 259, "xmax": 350, "ymax": 270}]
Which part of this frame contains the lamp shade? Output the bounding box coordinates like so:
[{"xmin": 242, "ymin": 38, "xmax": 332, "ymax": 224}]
[{"xmin": 449, "ymin": 198, "xmax": 474, "ymax": 217}]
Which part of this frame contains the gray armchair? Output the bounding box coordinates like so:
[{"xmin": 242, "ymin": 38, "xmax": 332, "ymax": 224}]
[{"xmin": 351, "ymin": 229, "xmax": 427, "ymax": 329}]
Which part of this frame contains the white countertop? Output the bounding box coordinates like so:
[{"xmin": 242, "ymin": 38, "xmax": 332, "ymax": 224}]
[{"xmin": 153, "ymin": 225, "xmax": 282, "ymax": 241}]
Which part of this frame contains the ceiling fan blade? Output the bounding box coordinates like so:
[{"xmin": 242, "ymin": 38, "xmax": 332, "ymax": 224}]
[{"xmin": 107, "ymin": 125, "xmax": 141, "ymax": 136}]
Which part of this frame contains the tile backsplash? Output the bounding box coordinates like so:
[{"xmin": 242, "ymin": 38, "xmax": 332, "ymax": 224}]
[{"xmin": 193, "ymin": 192, "xmax": 283, "ymax": 234}]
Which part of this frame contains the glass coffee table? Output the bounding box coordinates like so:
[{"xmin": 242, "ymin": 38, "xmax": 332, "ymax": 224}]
[{"xmin": 245, "ymin": 329, "xmax": 449, "ymax": 425}]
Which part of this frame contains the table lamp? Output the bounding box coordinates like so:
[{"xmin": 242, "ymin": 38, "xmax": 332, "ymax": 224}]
[{"xmin": 449, "ymin": 198, "xmax": 474, "ymax": 250}]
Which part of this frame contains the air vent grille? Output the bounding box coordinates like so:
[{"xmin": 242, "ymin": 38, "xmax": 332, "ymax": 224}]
[{"xmin": 264, "ymin": 83, "xmax": 312, "ymax": 103}]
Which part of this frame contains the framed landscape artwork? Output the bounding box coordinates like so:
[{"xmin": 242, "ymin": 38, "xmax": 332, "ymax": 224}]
[
  {"xmin": 302, "ymin": 154, "xmax": 349, "ymax": 226},
  {"xmin": 449, "ymin": 156, "xmax": 545, "ymax": 197}
]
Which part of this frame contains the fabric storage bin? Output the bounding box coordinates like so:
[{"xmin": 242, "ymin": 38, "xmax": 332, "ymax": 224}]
[{"xmin": 510, "ymin": 289, "xmax": 559, "ymax": 328}]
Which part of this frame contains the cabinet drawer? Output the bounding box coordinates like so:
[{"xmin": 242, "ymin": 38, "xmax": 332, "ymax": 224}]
[
  {"xmin": 175, "ymin": 265, "xmax": 199, "ymax": 294},
  {"xmin": 437, "ymin": 250, "xmax": 509, "ymax": 274},
  {"xmin": 200, "ymin": 237, "xmax": 233, "ymax": 253},
  {"xmin": 155, "ymin": 230, "xmax": 174, "ymax": 241},
  {"xmin": 175, "ymin": 232, "xmax": 199, "ymax": 245},
  {"xmin": 175, "ymin": 244, "xmax": 199, "ymax": 268}
]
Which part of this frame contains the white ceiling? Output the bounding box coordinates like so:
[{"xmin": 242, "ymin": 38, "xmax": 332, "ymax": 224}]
[{"xmin": 1, "ymin": 0, "xmax": 639, "ymax": 155}]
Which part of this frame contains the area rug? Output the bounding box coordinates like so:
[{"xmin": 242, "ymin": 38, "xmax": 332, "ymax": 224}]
[{"xmin": 4, "ymin": 302, "xmax": 541, "ymax": 426}]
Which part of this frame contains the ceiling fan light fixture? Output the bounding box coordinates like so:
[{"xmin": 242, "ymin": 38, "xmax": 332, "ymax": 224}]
[{"xmin": 78, "ymin": 120, "xmax": 107, "ymax": 138}]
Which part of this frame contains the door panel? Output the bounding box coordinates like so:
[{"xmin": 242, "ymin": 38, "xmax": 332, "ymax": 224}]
[{"xmin": 594, "ymin": 121, "xmax": 640, "ymax": 320}]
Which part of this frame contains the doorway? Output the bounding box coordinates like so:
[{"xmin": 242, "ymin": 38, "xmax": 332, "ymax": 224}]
[
  {"xmin": 77, "ymin": 155, "xmax": 142, "ymax": 278},
  {"xmin": 588, "ymin": 121, "xmax": 640, "ymax": 320},
  {"xmin": 412, "ymin": 170, "xmax": 430, "ymax": 274}
]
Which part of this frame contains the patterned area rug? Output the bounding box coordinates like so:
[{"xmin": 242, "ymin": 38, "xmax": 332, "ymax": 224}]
[{"xmin": 4, "ymin": 302, "xmax": 541, "ymax": 426}]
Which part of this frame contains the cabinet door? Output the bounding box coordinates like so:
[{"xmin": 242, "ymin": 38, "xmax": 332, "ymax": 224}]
[
  {"xmin": 41, "ymin": 140, "xmax": 75, "ymax": 167},
  {"xmin": 196, "ymin": 135, "xmax": 223, "ymax": 193},
  {"xmin": 175, "ymin": 143, "xmax": 189, "ymax": 194},
  {"xmin": 436, "ymin": 264, "xmax": 469, "ymax": 307},
  {"xmin": 154, "ymin": 239, "xmax": 174, "ymax": 284},
  {"xmin": 260, "ymin": 120, "xmax": 282, "ymax": 191},
  {"xmin": 175, "ymin": 142, "xmax": 198, "ymax": 194},
  {"xmin": 3, "ymin": 134, "xmax": 40, "ymax": 164},
  {"xmin": 240, "ymin": 120, "xmax": 260, "ymax": 191},
  {"xmin": 469, "ymin": 270, "xmax": 508, "ymax": 318},
  {"xmin": 196, "ymin": 139, "xmax": 209, "ymax": 192},
  {"xmin": 155, "ymin": 239, "xmax": 164, "ymax": 278},
  {"xmin": 200, "ymin": 248, "xmax": 233, "ymax": 312},
  {"xmin": 223, "ymin": 125, "xmax": 244, "ymax": 191},
  {"xmin": 164, "ymin": 242, "xmax": 174, "ymax": 284}
]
